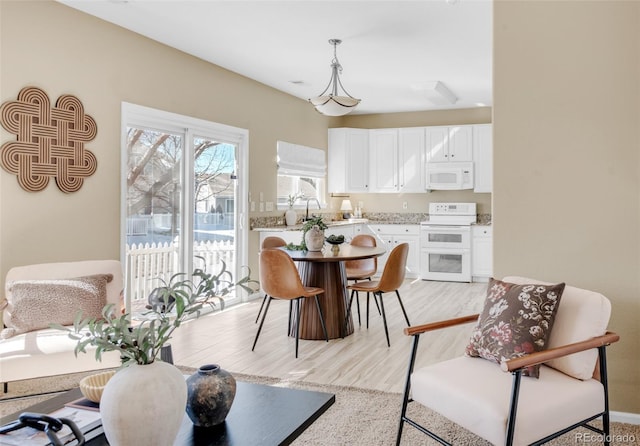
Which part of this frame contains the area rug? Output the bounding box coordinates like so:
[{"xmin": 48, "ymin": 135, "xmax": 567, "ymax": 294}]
[{"xmin": 1, "ymin": 368, "xmax": 638, "ymax": 445}]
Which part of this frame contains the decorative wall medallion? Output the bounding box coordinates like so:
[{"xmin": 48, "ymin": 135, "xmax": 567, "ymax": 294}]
[{"xmin": 0, "ymin": 86, "xmax": 98, "ymax": 193}]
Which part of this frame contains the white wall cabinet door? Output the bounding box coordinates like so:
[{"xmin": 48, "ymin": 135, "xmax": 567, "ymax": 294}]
[
  {"xmin": 369, "ymin": 129, "xmax": 399, "ymax": 193},
  {"xmin": 448, "ymin": 126, "xmax": 473, "ymax": 161},
  {"xmin": 471, "ymin": 225, "xmax": 493, "ymax": 281},
  {"xmin": 328, "ymin": 128, "xmax": 369, "ymax": 193},
  {"xmin": 473, "ymin": 124, "xmax": 493, "ymax": 193},
  {"xmin": 398, "ymin": 127, "xmax": 425, "ymax": 192},
  {"xmin": 426, "ymin": 125, "xmax": 473, "ymax": 163}
]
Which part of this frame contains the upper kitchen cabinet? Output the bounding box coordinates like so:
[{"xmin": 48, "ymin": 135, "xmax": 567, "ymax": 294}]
[
  {"xmin": 369, "ymin": 127, "xmax": 425, "ymax": 193},
  {"xmin": 369, "ymin": 129, "xmax": 398, "ymax": 193},
  {"xmin": 426, "ymin": 125, "xmax": 473, "ymax": 163},
  {"xmin": 473, "ymin": 124, "xmax": 493, "ymax": 193},
  {"xmin": 398, "ymin": 127, "xmax": 426, "ymax": 192},
  {"xmin": 328, "ymin": 128, "xmax": 370, "ymax": 193}
]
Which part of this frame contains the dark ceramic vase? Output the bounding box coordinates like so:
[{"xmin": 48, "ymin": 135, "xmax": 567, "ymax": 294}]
[{"xmin": 186, "ymin": 364, "xmax": 237, "ymax": 427}]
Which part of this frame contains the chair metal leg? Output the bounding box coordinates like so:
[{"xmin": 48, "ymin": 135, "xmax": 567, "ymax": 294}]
[
  {"xmin": 344, "ymin": 289, "xmax": 356, "ymax": 337},
  {"xmin": 396, "ymin": 334, "xmax": 421, "ymax": 446},
  {"xmin": 314, "ymin": 295, "xmax": 329, "ymax": 342},
  {"xmin": 255, "ymin": 293, "xmax": 268, "ymax": 323},
  {"xmin": 505, "ymin": 370, "xmax": 523, "ymax": 446},
  {"xmin": 295, "ymin": 298, "xmax": 301, "ymax": 358},
  {"xmin": 252, "ymin": 296, "xmax": 272, "ymax": 351},
  {"xmin": 378, "ymin": 292, "xmax": 391, "ymax": 347},
  {"xmin": 288, "ymin": 300, "xmax": 292, "ymax": 334},
  {"xmin": 366, "ymin": 292, "xmax": 371, "ymax": 328},
  {"xmin": 355, "ymin": 291, "xmax": 362, "ymax": 326},
  {"xmin": 395, "ymin": 290, "xmax": 411, "ymax": 326}
]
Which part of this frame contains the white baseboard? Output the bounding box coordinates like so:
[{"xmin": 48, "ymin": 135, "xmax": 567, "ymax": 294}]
[{"xmin": 611, "ymin": 411, "xmax": 640, "ymax": 425}]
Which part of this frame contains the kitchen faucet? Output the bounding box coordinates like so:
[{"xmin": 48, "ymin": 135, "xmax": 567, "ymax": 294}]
[{"xmin": 305, "ymin": 198, "xmax": 321, "ymax": 221}]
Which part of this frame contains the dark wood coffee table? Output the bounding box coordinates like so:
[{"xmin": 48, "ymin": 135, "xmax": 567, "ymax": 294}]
[{"xmin": 0, "ymin": 381, "xmax": 335, "ymax": 445}]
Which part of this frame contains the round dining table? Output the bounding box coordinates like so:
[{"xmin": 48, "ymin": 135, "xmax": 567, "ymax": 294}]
[{"xmin": 283, "ymin": 244, "xmax": 386, "ymax": 340}]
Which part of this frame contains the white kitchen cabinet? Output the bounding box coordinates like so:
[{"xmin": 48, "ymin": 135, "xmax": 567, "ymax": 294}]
[
  {"xmin": 473, "ymin": 124, "xmax": 493, "ymax": 193},
  {"xmin": 367, "ymin": 224, "xmax": 420, "ymax": 278},
  {"xmin": 398, "ymin": 127, "xmax": 425, "ymax": 192},
  {"xmin": 325, "ymin": 224, "xmax": 355, "ymax": 240},
  {"xmin": 369, "ymin": 129, "xmax": 399, "ymax": 193},
  {"xmin": 471, "ymin": 225, "xmax": 493, "ymax": 281},
  {"xmin": 368, "ymin": 127, "xmax": 425, "ymax": 193},
  {"xmin": 426, "ymin": 125, "xmax": 473, "ymax": 163},
  {"xmin": 328, "ymin": 128, "xmax": 369, "ymax": 193}
]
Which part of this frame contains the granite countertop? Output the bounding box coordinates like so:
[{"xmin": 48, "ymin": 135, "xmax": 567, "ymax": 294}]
[{"xmin": 251, "ymin": 212, "xmax": 491, "ymax": 230}]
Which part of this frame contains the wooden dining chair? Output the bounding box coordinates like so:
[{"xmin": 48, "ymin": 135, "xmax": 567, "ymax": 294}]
[
  {"xmin": 346, "ymin": 243, "xmax": 411, "ymax": 347},
  {"xmin": 255, "ymin": 236, "xmax": 288, "ymax": 324},
  {"xmin": 252, "ymin": 249, "xmax": 329, "ymax": 358},
  {"xmin": 345, "ymin": 234, "xmax": 379, "ymax": 327}
]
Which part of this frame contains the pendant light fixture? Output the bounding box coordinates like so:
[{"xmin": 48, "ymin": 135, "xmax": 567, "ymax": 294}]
[{"xmin": 308, "ymin": 39, "xmax": 360, "ymax": 116}]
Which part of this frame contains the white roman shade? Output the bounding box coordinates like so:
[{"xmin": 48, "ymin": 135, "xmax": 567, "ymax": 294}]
[{"xmin": 277, "ymin": 141, "xmax": 327, "ymax": 178}]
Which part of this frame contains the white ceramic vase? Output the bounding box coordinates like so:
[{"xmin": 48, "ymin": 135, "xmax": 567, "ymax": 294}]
[
  {"xmin": 285, "ymin": 209, "xmax": 297, "ymax": 226},
  {"xmin": 100, "ymin": 361, "xmax": 187, "ymax": 446},
  {"xmin": 304, "ymin": 225, "xmax": 325, "ymax": 252}
]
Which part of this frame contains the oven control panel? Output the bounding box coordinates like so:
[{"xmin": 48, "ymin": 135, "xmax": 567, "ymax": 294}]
[{"xmin": 429, "ymin": 202, "xmax": 476, "ymax": 216}]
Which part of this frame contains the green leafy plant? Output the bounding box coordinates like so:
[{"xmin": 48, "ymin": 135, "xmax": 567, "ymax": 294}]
[{"xmin": 53, "ymin": 260, "xmax": 259, "ymax": 366}]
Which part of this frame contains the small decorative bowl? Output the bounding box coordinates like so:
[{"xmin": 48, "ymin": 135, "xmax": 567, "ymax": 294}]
[{"xmin": 79, "ymin": 370, "xmax": 116, "ymax": 403}]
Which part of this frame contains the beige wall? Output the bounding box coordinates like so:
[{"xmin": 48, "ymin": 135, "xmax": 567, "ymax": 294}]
[{"xmin": 494, "ymin": 1, "xmax": 640, "ymax": 412}]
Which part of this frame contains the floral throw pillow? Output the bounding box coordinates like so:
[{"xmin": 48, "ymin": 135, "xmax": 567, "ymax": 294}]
[{"xmin": 465, "ymin": 278, "xmax": 565, "ymax": 378}]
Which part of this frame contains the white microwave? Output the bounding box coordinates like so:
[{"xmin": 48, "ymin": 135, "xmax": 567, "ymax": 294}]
[{"xmin": 426, "ymin": 162, "xmax": 474, "ymax": 190}]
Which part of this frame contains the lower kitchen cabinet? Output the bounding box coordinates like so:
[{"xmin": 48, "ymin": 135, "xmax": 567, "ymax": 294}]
[
  {"xmin": 366, "ymin": 224, "xmax": 420, "ymax": 279},
  {"xmin": 471, "ymin": 225, "xmax": 493, "ymax": 281}
]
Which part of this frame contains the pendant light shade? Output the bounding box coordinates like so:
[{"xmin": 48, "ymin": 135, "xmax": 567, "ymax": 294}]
[{"xmin": 308, "ymin": 39, "xmax": 360, "ymax": 116}]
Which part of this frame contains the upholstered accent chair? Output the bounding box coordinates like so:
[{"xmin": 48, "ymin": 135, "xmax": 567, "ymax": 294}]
[{"xmin": 396, "ymin": 276, "xmax": 620, "ymax": 446}]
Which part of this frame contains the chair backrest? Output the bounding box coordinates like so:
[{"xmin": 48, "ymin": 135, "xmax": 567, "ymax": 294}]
[
  {"xmin": 259, "ymin": 249, "xmax": 306, "ymax": 300},
  {"xmin": 377, "ymin": 243, "xmax": 409, "ymax": 292},
  {"xmin": 261, "ymin": 236, "xmax": 287, "ymax": 250},
  {"xmin": 345, "ymin": 234, "xmax": 377, "ymax": 276},
  {"xmin": 503, "ymin": 276, "xmax": 611, "ymax": 380}
]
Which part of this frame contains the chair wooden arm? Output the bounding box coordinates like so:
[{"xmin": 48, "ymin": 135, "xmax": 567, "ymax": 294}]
[
  {"xmin": 500, "ymin": 331, "xmax": 620, "ymax": 372},
  {"xmin": 404, "ymin": 314, "xmax": 480, "ymax": 337}
]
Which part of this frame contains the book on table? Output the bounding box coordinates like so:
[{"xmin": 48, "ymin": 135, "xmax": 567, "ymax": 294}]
[{"xmin": 0, "ymin": 405, "xmax": 102, "ymax": 446}]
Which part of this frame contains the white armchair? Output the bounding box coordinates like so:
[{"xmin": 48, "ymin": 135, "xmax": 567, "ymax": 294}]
[{"xmin": 396, "ymin": 276, "xmax": 620, "ymax": 446}]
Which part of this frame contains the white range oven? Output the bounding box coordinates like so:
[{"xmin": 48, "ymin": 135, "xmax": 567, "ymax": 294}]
[{"xmin": 420, "ymin": 202, "xmax": 477, "ymax": 282}]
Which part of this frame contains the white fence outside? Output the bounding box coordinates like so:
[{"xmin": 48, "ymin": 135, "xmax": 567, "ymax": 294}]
[{"xmin": 126, "ymin": 239, "xmax": 235, "ymax": 313}]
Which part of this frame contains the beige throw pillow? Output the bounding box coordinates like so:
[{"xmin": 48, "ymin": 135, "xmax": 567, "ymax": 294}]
[{"xmin": 0, "ymin": 274, "xmax": 113, "ymax": 339}]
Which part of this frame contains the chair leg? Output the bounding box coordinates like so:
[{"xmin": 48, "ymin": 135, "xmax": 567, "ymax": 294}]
[
  {"xmin": 288, "ymin": 300, "xmax": 292, "ymax": 334},
  {"xmin": 355, "ymin": 291, "xmax": 362, "ymax": 326},
  {"xmin": 378, "ymin": 292, "xmax": 391, "ymax": 347},
  {"xmin": 395, "ymin": 290, "xmax": 411, "ymax": 326},
  {"xmin": 314, "ymin": 295, "xmax": 329, "ymax": 342},
  {"xmin": 366, "ymin": 292, "xmax": 370, "ymax": 328},
  {"xmin": 255, "ymin": 293, "xmax": 268, "ymax": 323},
  {"xmin": 295, "ymin": 298, "xmax": 301, "ymax": 358},
  {"xmin": 252, "ymin": 296, "xmax": 272, "ymax": 351},
  {"xmin": 344, "ymin": 290, "xmax": 355, "ymax": 337},
  {"xmin": 396, "ymin": 334, "xmax": 421, "ymax": 446}
]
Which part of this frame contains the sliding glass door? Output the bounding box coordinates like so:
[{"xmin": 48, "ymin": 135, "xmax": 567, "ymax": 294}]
[{"xmin": 121, "ymin": 103, "xmax": 249, "ymax": 314}]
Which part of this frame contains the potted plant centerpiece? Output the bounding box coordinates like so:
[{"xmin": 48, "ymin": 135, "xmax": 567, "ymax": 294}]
[
  {"xmin": 302, "ymin": 215, "xmax": 328, "ymax": 251},
  {"xmin": 53, "ymin": 260, "xmax": 258, "ymax": 446}
]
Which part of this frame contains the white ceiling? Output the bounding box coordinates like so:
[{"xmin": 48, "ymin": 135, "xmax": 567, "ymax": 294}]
[{"xmin": 57, "ymin": 0, "xmax": 493, "ymax": 115}]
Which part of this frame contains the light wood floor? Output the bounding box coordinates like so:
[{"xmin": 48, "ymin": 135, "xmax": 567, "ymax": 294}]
[{"xmin": 170, "ymin": 279, "xmax": 488, "ymax": 393}]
